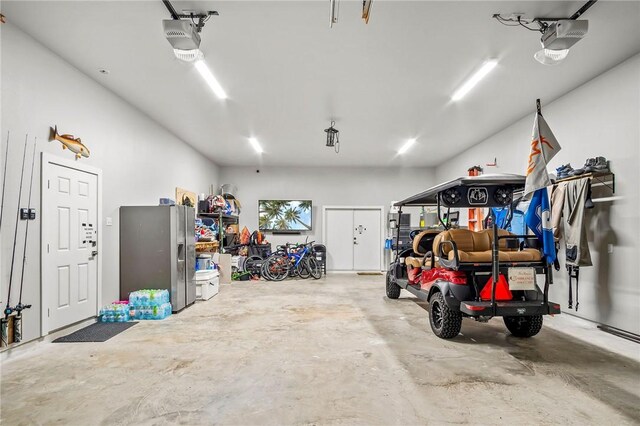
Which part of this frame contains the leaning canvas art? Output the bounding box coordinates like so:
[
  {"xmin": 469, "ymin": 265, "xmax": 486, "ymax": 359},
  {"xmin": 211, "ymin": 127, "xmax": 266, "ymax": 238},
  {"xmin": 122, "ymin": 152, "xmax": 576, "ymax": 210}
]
[{"xmin": 176, "ymin": 187, "xmax": 196, "ymax": 208}]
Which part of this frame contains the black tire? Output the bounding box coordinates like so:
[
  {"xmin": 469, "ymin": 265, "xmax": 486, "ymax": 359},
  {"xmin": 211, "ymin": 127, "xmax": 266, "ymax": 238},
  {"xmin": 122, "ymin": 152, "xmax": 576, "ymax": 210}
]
[
  {"xmin": 264, "ymin": 255, "xmax": 289, "ymax": 281},
  {"xmin": 429, "ymin": 292, "xmax": 462, "ymax": 339},
  {"xmin": 260, "ymin": 261, "xmax": 272, "ymax": 280},
  {"xmin": 306, "ymin": 257, "xmax": 322, "ymax": 280},
  {"xmin": 386, "ymin": 271, "xmax": 401, "ymax": 299},
  {"xmin": 504, "ymin": 315, "xmax": 543, "ymax": 338},
  {"xmin": 296, "ymin": 256, "xmax": 312, "ymax": 279}
]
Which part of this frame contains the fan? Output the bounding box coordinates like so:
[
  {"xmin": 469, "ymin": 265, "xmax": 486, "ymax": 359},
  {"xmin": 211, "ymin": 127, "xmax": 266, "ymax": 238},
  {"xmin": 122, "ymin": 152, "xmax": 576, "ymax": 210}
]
[
  {"xmin": 441, "ymin": 188, "xmax": 462, "ymax": 206},
  {"xmin": 493, "ymin": 187, "xmax": 512, "ymax": 205}
]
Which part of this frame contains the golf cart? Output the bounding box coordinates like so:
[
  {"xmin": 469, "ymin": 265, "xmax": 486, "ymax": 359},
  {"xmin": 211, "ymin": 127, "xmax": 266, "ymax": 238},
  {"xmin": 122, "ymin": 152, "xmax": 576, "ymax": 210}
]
[{"xmin": 386, "ymin": 174, "xmax": 561, "ymax": 339}]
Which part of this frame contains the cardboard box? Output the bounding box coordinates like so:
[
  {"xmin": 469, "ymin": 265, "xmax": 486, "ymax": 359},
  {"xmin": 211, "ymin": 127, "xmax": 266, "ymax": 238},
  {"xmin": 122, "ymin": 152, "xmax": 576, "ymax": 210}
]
[{"xmin": 218, "ymin": 254, "xmax": 232, "ymax": 284}]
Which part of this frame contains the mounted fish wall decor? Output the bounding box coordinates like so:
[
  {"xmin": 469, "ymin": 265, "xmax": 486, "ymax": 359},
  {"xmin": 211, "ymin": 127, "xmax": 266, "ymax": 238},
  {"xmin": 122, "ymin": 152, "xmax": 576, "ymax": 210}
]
[{"xmin": 49, "ymin": 126, "xmax": 90, "ymax": 159}]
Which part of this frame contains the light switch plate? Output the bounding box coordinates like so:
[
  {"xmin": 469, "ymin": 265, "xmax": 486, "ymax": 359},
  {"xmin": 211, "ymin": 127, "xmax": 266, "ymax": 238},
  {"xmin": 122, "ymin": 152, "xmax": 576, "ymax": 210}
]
[{"xmin": 106, "ymin": 217, "xmax": 113, "ymax": 226}]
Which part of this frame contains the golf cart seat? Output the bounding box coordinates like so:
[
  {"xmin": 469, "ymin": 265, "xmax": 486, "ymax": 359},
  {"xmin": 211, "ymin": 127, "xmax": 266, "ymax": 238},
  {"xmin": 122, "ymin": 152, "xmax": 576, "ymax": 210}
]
[
  {"xmin": 405, "ymin": 229, "xmax": 441, "ymax": 268},
  {"xmin": 434, "ymin": 228, "xmax": 542, "ymax": 267}
]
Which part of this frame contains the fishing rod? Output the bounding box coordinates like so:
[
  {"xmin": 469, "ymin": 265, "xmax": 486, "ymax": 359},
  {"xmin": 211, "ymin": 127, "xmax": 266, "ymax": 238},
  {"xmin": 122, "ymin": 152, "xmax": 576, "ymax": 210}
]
[
  {"xmin": 13, "ymin": 137, "xmax": 36, "ymax": 343},
  {"xmin": 4, "ymin": 134, "xmax": 29, "ymax": 321},
  {"xmin": 0, "ymin": 131, "xmax": 9, "ymax": 229}
]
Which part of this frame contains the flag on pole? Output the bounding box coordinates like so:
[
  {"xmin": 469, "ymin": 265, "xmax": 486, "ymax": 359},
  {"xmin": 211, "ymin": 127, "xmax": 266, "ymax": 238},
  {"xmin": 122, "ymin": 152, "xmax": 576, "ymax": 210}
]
[
  {"xmin": 523, "ymin": 100, "xmax": 560, "ymax": 264},
  {"xmin": 525, "ymin": 188, "xmax": 556, "ymax": 264},
  {"xmin": 524, "ymin": 100, "xmax": 561, "ymax": 198}
]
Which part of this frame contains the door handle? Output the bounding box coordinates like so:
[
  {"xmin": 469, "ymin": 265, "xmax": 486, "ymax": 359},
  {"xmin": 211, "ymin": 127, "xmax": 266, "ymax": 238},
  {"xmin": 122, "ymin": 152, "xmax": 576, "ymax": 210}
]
[{"xmin": 91, "ymin": 250, "xmax": 98, "ymax": 257}]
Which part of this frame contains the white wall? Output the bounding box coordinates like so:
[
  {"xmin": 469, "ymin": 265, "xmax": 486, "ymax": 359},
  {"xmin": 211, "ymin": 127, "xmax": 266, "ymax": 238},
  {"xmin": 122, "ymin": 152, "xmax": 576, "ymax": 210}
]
[
  {"xmin": 218, "ymin": 166, "xmax": 435, "ymax": 249},
  {"xmin": 436, "ymin": 54, "xmax": 640, "ymax": 334},
  {"xmin": 1, "ymin": 23, "xmax": 219, "ymax": 343}
]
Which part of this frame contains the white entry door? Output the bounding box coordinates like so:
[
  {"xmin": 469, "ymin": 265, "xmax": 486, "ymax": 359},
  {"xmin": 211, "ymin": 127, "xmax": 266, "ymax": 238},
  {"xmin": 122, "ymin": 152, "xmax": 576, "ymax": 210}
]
[
  {"xmin": 325, "ymin": 209, "xmax": 354, "ymax": 270},
  {"xmin": 324, "ymin": 208, "xmax": 382, "ymax": 271},
  {"xmin": 353, "ymin": 209, "xmax": 382, "ymax": 271},
  {"xmin": 42, "ymin": 156, "xmax": 100, "ymax": 332}
]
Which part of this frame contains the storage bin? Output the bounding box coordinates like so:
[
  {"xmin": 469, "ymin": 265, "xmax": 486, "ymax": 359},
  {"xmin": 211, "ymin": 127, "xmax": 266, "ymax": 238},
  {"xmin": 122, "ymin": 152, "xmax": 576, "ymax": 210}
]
[{"xmin": 195, "ymin": 270, "xmax": 219, "ymax": 301}]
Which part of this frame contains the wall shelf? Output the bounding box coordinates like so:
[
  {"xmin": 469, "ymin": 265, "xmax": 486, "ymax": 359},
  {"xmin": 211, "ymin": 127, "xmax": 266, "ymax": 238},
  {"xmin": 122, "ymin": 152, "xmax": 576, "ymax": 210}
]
[
  {"xmin": 198, "ymin": 212, "xmax": 239, "ymax": 221},
  {"xmin": 197, "ymin": 211, "xmax": 239, "ymax": 253},
  {"xmin": 555, "ymin": 171, "xmax": 615, "ymax": 194}
]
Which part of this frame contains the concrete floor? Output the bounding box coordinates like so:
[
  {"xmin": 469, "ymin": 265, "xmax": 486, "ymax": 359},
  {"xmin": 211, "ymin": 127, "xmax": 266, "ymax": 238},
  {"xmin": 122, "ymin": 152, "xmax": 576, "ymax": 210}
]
[{"xmin": 1, "ymin": 273, "xmax": 639, "ymax": 425}]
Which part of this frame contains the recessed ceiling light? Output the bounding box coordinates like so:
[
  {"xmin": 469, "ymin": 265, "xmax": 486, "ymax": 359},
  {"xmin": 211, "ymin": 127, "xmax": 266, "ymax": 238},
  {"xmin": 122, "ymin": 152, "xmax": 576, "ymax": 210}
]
[
  {"xmin": 194, "ymin": 60, "xmax": 227, "ymax": 100},
  {"xmin": 451, "ymin": 60, "xmax": 498, "ymax": 101},
  {"xmin": 248, "ymin": 137, "xmax": 263, "ymax": 154},
  {"xmin": 398, "ymin": 138, "xmax": 416, "ymax": 154},
  {"xmin": 98, "ymin": 68, "xmax": 110, "ymax": 75}
]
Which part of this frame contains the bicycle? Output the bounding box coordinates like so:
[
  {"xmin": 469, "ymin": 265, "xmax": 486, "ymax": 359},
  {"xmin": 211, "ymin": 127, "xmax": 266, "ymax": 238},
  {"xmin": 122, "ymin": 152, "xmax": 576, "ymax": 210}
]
[{"xmin": 262, "ymin": 240, "xmax": 322, "ymax": 281}]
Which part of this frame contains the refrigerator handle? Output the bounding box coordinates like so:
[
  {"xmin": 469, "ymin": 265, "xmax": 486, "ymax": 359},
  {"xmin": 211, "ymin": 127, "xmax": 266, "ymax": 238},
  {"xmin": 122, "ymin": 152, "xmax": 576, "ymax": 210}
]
[{"xmin": 177, "ymin": 243, "xmax": 185, "ymax": 262}]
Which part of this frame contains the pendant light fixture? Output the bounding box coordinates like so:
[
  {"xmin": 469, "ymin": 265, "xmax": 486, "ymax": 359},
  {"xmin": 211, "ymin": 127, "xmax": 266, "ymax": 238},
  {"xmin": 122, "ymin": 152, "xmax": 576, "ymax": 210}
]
[{"xmin": 324, "ymin": 121, "xmax": 340, "ymax": 153}]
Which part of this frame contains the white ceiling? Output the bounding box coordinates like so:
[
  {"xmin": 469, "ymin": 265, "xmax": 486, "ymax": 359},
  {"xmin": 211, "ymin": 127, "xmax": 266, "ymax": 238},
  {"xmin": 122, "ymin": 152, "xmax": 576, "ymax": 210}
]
[{"xmin": 4, "ymin": 1, "xmax": 640, "ymax": 167}]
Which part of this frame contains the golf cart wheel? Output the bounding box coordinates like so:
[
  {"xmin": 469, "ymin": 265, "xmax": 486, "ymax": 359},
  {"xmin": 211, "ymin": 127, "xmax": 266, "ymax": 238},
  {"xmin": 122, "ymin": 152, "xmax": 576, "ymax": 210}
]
[
  {"xmin": 429, "ymin": 292, "xmax": 462, "ymax": 339},
  {"xmin": 385, "ymin": 271, "xmax": 401, "ymax": 299},
  {"xmin": 504, "ymin": 315, "xmax": 543, "ymax": 338}
]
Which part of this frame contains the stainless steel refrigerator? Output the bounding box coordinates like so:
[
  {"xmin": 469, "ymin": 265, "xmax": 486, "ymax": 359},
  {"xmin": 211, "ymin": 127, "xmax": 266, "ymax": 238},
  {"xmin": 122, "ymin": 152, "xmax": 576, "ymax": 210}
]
[{"xmin": 119, "ymin": 205, "xmax": 196, "ymax": 311}]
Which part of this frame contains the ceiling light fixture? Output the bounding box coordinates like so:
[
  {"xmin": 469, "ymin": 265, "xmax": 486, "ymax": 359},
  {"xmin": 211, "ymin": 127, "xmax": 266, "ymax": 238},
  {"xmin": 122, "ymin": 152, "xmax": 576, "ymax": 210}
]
[
  {"xmin": 397, "ymin": 138, "xmax": 416, "ymax": 155},
  {"xmin": 534, "ymin": 20, "xmax": 588, "ymax": 65},
  {"xmin": 248, "ymin": 137, "xmax": 263, "ymax": 154},
  {"xmin": 161, "ymin": 3, "xmax": 218, "ymax": 63},
  {"xmin": 324, "ymin": 121, "xmax": 340, "ymax": 153},
  {"xmin": 451, "ymin": 60, "xmax": 498, "ymax": 102},
  {"xmin": 194, "ymin": 60, "xmax": 227, "ymax": 100},
  {"xmin": 533, "ymin": 48, "xmax": 570, "ymax": 65},
  {"xmin": 493, "ymin": 1, "xmax": 595, "ymax": 66}
]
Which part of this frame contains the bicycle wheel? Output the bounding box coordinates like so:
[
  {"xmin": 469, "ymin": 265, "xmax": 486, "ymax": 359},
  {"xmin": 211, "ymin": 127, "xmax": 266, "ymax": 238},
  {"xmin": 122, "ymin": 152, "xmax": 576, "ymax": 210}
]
[
  {"xmin": 296, "ymin": 256, "xmax": 311, "ymax": 279},
  {"xmin": 306, "ymin": 257, "xmax": 322, "ymax": 280},
  {"xmin": 260, "ymin": 261, "xmax": 272, "ymax": 280},
  {"xmin": 265, "ymin": 255, "xmax": 289, "ymax": 281},
  {"xmin": 261, "ymin": 255, "xmax": 276, "ymax": 281}
]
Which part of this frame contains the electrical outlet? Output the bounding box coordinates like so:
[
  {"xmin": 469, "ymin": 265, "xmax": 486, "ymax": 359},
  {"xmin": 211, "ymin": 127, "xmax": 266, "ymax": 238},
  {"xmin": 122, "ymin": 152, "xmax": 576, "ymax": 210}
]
[
  {"xmin": 607, "ymin": 244, "xmax": 614, "ymax": 254},
  {"xmin": 106, "ymin": 217, "xmax": 113, "ymax": 226}
]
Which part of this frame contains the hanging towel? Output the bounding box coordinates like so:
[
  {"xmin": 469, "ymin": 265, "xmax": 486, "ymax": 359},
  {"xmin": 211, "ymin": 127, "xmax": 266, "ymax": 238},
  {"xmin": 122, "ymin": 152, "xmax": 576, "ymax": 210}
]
[
  {"xmin": 550, "ymin": 182, "xmax": 567, "ymax": 242},
  {"xmin": 563, "ymin": 178, "xmax": 592, "ymax": 267}
]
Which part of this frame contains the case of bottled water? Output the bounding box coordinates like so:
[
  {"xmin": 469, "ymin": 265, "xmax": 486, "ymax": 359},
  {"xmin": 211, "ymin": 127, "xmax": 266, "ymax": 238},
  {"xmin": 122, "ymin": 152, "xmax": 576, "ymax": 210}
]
[
  {"xmin": 128, "ymin": 289, "xmax": 172, "ymax": 320},
  {"xmin": 99, "ymin": 304, "xmax": 130, "ymax": 323}
]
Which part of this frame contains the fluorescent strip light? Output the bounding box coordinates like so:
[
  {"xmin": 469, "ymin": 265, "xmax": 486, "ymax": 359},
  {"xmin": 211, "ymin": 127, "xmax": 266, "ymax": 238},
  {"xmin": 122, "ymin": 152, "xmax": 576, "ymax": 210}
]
[
  {"xmin": 194, "ymin": 60, "xmax": 227, "ymax": 100},
  {"xmin": 248, "ymin": 137, "xmax": 263, "ymax": 154},
  {"xmin": 451, "ymin": 60, "xmax": 498, "ymax": 102},
  {"xmin": 398, "ymin": 138, "xmax": 416, "ymax": 154}
]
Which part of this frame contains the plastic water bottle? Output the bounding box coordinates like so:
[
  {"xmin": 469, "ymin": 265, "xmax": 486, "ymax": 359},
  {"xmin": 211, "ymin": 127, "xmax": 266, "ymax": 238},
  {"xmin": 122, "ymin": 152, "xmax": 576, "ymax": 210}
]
[{"xmin": 129, "ymin": 291, "xmax": 137, "ymax": 307}]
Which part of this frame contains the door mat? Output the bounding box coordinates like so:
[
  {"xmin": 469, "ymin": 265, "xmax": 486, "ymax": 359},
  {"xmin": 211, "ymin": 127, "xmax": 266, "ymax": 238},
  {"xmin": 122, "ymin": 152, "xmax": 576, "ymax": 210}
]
[
  {"xmin": 357, "ymin": 272, "xmax": 383, "ymax": 276},
  {"xmin": 53, "ymin": 322, "xmax": 137, "ymax": 343}
]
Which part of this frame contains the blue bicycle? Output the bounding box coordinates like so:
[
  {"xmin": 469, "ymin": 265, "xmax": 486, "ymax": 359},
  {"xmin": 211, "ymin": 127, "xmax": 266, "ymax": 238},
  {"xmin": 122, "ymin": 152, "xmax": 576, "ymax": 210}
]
[{"xmin": 262, "ymin": 240, "xmax": 321, "ymax": 281}]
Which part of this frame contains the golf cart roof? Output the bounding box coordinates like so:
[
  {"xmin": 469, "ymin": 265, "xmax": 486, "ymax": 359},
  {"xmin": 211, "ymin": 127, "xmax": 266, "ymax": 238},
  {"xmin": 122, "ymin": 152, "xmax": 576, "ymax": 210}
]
[{"xmin": 395, "ymin": 174, "xmax": 526, "ymax": 207}]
